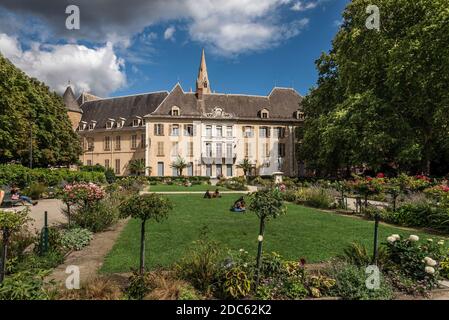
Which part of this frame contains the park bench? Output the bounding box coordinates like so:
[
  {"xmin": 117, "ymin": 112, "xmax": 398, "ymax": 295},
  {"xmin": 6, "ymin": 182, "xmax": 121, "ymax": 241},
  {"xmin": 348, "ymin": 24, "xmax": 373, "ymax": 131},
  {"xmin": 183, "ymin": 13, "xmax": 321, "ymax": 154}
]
[{"xmin": 0, "ymin": 186, "xmax": 25, "ymax": 208}]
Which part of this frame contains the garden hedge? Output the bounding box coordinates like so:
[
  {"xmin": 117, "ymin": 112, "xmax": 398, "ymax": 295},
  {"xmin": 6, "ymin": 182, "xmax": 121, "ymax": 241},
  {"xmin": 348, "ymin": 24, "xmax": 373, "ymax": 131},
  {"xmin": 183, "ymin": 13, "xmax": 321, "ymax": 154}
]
[{"xmin": 0, "ymin": 164, "xmax": 106, "ymax": 188}]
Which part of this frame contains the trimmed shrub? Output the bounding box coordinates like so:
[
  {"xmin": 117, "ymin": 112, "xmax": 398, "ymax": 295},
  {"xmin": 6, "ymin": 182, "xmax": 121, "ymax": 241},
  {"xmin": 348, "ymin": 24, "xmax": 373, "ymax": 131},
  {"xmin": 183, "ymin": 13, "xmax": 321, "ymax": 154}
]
[
  {"xmin": 327, "ymin": 262, "xmax": 394, "ymax": 300},
  {"xmin": 60, "ymin": 227, "xmax": 93, "ymax": 251},
  {"xmin": 295, "ymin": 186, "xmax": 335, "ymax": 209}
]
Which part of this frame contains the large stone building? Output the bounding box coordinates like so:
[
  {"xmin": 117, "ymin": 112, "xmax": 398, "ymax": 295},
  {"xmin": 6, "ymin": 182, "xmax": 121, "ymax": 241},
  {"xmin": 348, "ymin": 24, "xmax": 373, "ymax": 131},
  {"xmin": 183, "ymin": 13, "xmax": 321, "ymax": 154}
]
[{"xmin": 64, "ymin": 50, "xmax": 304, "ymax": 177}]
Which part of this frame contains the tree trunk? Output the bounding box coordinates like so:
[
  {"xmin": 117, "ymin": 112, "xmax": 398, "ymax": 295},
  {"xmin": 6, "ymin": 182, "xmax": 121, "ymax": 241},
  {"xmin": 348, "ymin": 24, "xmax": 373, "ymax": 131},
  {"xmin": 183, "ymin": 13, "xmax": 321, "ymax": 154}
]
[
  {"xmin": 255, "ymin": 217, "xmax": 266, "ymax": 290},
  {"xmin": 372, "ymin": 213, "xmax": 380, "ymax": 265},
  {"xmin": 139, "ymin": 220, "xmax": 146, "ymax": 275},
  {"xmin": 67, "ymin": 203, "xmax": 71, "ymax": 228},
  {"xmin": 0, "ymin": 228, "xmax": 10, "ymax": 284}
]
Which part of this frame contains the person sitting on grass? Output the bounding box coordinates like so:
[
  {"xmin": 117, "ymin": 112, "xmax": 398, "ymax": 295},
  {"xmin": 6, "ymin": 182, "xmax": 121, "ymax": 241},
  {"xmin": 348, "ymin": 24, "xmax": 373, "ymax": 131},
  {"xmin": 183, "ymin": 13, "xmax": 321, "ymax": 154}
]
[
  {"xmin": 11, "ymin": 185, "xmax": 38, "ymax": 206},
  {"xmin": 230, "ymin": 196, "xmax": 246, "ymax": 212},
  {"xmin": 212, "ymin": 189, "xmax": 222, "ymax": 198},
  {"xmin": 203, "ymin": 190, "xmax": 212, "ymax": 199}
]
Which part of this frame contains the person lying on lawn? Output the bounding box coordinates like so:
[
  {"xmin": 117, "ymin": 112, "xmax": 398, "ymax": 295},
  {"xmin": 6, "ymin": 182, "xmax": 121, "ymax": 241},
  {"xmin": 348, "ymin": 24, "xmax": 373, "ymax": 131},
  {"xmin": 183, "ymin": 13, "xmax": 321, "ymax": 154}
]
[{"xmin": 11, "ymin": 185, "xmax": 38, "ymax": 206}]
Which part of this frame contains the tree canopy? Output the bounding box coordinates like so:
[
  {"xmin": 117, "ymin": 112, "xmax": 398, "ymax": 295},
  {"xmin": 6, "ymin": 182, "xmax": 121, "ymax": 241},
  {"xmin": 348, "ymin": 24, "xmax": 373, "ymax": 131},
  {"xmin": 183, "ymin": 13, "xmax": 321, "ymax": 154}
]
[
  {"xmin": 298, "ymin": 0, "xmax": 449, "ymax": 177},
  {"xmin": 0, "ymin": 53, "xmax": 82, "ymax": 167}
]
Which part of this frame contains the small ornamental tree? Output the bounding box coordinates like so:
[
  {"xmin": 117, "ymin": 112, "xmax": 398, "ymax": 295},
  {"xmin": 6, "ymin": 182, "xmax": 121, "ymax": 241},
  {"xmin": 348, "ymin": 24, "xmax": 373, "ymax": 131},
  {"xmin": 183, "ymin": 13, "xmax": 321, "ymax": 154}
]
[
  {"xmin": 119, "ymin": 194, "xmax": 172, "ymax": 274},
  {"xmin": 248, "ymin": 189, "xmax": 287, "ymax": 288},
  {"xmin": 128, "ymin": 159, "xmax": 149, "ymax": 176},
  {"xmin": 170, "ymin": 157, "xmax": 188, "ymax": 177},
  {"xmin": 237, "ymin": 158, "xmax": 253, "ymax": 178},
  {"xmin": 0, "ymin": 209, "xmax": 28, "ymax": 283}
]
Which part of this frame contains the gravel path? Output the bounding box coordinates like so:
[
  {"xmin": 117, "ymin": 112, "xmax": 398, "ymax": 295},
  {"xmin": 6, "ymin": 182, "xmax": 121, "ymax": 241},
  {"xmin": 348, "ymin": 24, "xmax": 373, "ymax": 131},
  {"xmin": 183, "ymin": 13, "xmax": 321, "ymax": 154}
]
[{"xmin": 47, "ymin": 219, "xmax": 128, "ymax": 287}]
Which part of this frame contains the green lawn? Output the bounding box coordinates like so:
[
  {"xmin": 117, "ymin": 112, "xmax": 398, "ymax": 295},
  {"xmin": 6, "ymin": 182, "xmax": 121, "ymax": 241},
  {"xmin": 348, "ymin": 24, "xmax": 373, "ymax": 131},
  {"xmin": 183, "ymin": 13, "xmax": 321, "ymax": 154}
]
[
  {"xmin": 101, "ymin": 194, "xmax": 447, "ymax": 273},
  {"xmin": 147, "ymin": 184, "xmax": 229, "ymax": 192}
]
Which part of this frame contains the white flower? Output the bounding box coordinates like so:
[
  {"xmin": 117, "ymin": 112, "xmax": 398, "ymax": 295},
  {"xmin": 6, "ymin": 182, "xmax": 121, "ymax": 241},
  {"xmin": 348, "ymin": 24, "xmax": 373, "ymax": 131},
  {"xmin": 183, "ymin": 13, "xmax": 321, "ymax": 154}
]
[
  {"xmin": 408, "ymin": 235, "xmax": 419, "ymax": 242},
  {"xmin": 424, "ymin": 257, "xmax": 437, "ymax": 267},
  {"xmin": 425, "ymin": 266, "xmax": 435, "ymax": 274},
  {"xmin": 392, "ymin": 234, "xmax": 401, "ymax": 240},
  {"xmin": 387, "ymin": 236, "xmax": 397, "ymax": 244},
  {"xmin": 239, "ymin": 249, "xmax": 244, "ymax": 252},
  {"xmin": 427, "ymin": 238, "xmax": 433, "ymax": 242},
  {"xmin": 258, "ymin": 235, "xmax": 264, "ymax": 242},
  {"xmin": 438, "ymin": 240, "xmax": 445, "ymax": 245}
]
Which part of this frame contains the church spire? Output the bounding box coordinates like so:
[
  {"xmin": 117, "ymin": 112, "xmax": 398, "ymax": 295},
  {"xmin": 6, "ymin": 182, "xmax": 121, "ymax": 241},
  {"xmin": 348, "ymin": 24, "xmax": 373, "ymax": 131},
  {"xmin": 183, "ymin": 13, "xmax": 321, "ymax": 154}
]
[{"xmin": 196, "ymin": 49, "xmax": 211, "ymax": 99}]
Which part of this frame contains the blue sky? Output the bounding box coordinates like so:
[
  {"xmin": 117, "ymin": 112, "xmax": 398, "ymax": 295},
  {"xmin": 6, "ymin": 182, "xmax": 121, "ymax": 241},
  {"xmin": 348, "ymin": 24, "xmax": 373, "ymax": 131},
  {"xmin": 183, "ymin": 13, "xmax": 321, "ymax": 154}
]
[{"xmin": 0, "ymin": 0, "xmax": 349, "ymax": 98}]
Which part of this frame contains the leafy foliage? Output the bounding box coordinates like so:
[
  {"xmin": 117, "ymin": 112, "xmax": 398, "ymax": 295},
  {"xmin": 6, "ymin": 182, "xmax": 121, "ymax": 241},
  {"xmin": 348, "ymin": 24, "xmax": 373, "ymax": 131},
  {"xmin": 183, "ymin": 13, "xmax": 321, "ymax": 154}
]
[
  {"xmin": 248, "ymin": 189, "xmax": 287, "ymax": 221},
  {"xmin": 0, "ymin": 269, "xmax": 53, "ymax": 300},
  {"xmin": 175, "ymin": 230, "xmax": 223, "ymax": 293},
  {"xmin": 0, "ymin": 164, "xmax": 106, "ymax": 188},
  {"xmin": 0, "ymin": 54, "xmax": 82, "ymax": 166},
  {"xmin": 119, "ymin": 193, "xmax": 172, "ymax": 222},
  {"xmin": 298, "ymin": 0, "xmax": 449, "ymax": 176},
  {"xmin": 327, "ymin": 262, "xmax": 394, "ymax": 300},
  {"xmin": 170, "ymin": 157, "xmax": 189, "ymax": 177},
  {"xmin": 60, "ymin": 227, "xmax": 93, "ymax": 251},
  {"xmin": 236, "ymin": 158, "xmax": 254, "ymax": 177}
]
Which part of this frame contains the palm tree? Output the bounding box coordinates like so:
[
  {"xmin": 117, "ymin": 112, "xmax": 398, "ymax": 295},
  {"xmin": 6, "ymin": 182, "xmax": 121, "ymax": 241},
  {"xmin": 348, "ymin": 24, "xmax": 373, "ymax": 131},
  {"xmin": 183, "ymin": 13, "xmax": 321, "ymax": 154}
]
[
  {"xmin": 128, "ymin": 159, "xmax": 150, "ymax": 176},
  {"xmin": 237, "ymin": 158, "xmax": 254, "ymax": 177},
  {"xmin": 170, "ymin": 157, "xmax": 189, "ymax": 176}
]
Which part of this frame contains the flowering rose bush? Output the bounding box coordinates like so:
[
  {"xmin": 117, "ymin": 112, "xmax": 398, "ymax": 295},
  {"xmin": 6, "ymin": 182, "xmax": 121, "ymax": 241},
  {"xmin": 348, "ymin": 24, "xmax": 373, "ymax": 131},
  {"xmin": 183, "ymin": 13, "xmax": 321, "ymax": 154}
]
[
  {"xmin": 345, "ymin": 175, "xmax": 385, "ymax": 207},
  {"xmin": 384, "ymin": 234, "xmax": 445, "ymax": 292},
  {"xmin": 58, "ymin": 183, "xmax": 120, "ymax": 232},
  {"xmin": 60, "ymin": 183, "xmax": 105, "ymax": 207},
  {"xmin": 424, "ymin": 185, "xmax": 449, "ymax": 206}
]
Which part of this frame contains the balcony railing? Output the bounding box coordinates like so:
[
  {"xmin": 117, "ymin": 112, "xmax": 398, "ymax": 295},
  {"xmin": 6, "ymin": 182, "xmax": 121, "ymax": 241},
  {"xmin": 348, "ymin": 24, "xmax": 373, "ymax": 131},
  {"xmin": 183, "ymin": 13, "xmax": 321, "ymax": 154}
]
[{"xmin": 201, "ymin": 153, "xmax": 237, "ymax": 164}]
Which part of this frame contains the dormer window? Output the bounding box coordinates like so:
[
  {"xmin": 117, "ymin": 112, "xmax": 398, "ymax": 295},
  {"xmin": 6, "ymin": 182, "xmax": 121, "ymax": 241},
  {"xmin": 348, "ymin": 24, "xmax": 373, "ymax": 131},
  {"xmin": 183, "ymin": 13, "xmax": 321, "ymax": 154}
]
[
  {"xmin": 260, "ymin": 108, "xmax": 269, "ymax": 119},
  {"xmin": 78, "ymin": 121, "xmax": 87, "ymax": 131},
  {"xmin": 171, "ymin": 106, "xmax": 180, "ymax": 116},
  {"xmin": 295, "ymin": 110, "xmax": 305, "ymax": 120},
  {"xmin": 106, "ymin": 119, "xmax": 115, "ymax": 130},
  {"xmin": 132, "ymin": 118, "xmax": 142, "ymax": 127},
  {"xmin": 117, "ymin": 117, "xmax": 126, "ymax": 128},
  {"xmin": 88, "ymin": 121, "xmax": 97, "ymax": 131},
  {"xmin": 141, "ymin": 119, "xmax": 146, "ymax": 126}
]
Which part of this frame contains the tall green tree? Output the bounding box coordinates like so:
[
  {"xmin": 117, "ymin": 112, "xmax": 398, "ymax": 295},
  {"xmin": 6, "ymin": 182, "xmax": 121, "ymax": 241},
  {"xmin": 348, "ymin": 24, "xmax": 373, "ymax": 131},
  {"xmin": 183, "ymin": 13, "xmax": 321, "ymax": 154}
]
[
  {"xmin": 299, "ymin": 0, "xmax": 449, "ymax": 176},
  {"xmin": 0, "ymin": 54, "xmax": 82, "ymax": 167}
]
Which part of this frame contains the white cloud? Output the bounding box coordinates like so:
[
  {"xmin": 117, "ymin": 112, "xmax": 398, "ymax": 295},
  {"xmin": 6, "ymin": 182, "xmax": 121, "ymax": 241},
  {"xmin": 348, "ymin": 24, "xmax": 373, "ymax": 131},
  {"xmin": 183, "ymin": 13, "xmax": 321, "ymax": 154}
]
[
  {"xmin": 184, "ymin": 0, "xmax": 309, "ymax": 56},
  {"xmin": 291, "ymin": 1, "xmax": 318, "ymax": 12},
  {"xmin": 0, "ymin": 33, "xmax": 126, "ymax": 96},
  {"xmin": 164, "ymin": 26, "xmax": 176, "ymax": 41},
  {"xmin": 0, "ymin": 0, "xmax": 312, "ymax": 56}
]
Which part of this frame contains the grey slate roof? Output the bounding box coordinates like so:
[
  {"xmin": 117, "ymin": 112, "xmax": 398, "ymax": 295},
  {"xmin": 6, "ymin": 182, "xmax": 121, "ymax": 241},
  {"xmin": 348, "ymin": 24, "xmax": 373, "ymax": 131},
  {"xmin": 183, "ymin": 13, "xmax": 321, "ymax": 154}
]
[
  {"xmin": 79, "ymin": 91, "xmax": 169, "ymax": 129},
  {"xmin": 63, "ymin": 86, "xmax": 83, "ymax": 113},
  {"xmin": 150, "ymin": 84, "xmax": 303, "ymax": 120},
  {"xmin": 75, "ymin": 84, "xmax": 302, "ymax": 131}
]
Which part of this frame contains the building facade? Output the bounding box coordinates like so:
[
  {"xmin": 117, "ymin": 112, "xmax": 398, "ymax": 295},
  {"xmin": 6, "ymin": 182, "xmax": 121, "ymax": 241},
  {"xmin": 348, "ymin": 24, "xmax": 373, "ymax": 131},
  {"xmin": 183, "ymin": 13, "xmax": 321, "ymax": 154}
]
[{"xmin": 65, "ymin": 50, "xmax": 304, "ymax": 177}]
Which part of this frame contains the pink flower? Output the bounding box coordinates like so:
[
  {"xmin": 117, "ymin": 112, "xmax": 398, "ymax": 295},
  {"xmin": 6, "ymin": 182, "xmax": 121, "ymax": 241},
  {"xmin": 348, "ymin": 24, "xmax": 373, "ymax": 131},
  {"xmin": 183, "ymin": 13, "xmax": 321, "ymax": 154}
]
[{"xmin": 376, "ymin": 173, "xmax": 385, "ymax": 178}]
